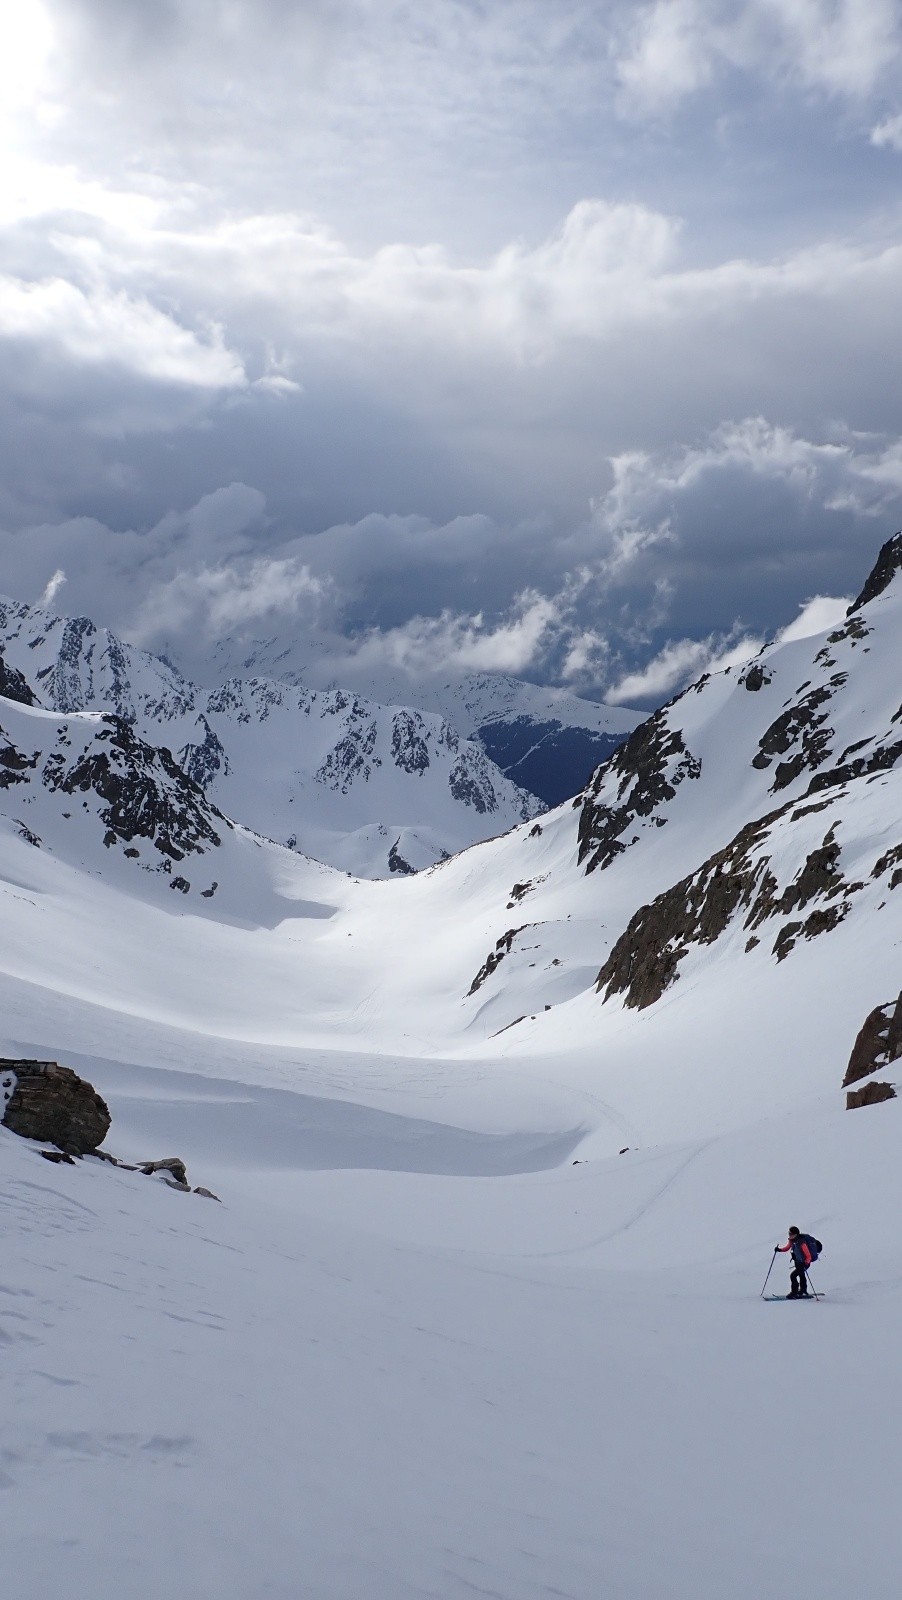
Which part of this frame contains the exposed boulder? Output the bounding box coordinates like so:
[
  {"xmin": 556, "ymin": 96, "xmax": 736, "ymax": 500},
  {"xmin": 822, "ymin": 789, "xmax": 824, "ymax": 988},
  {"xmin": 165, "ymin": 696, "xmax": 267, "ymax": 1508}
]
[
  {"xmin": 846, "ymin": 1081, "xmax": 896, "ymax": 1110},
  {"xmin": 740, "ymin": 662, "xmax": 772, "ymax": 691},
  {"xmin": 1, "ymin": 1059, "xmax": 111, "ymax": 1153},
  {"xmin": 843, "ymin": 993, "xmax": 902, "ymax": 1088}
]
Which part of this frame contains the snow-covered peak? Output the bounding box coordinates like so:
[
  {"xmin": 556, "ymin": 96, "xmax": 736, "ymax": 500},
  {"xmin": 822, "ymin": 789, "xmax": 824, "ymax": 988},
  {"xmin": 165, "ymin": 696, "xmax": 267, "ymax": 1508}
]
[{"xmin": 0, "ymin": 596, "xmax": 540, "ymax": 877}]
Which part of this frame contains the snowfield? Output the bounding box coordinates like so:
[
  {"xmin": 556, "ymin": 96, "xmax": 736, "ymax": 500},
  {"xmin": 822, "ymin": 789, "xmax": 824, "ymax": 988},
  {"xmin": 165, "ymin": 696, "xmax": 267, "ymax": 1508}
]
[
  {"xmin": 3, "ymin": 539, "xmax": 902, "ymax": 1598},
  {"xmin": 4, "ymin": 1086, "xmax": 902, "ymax": 1600}
]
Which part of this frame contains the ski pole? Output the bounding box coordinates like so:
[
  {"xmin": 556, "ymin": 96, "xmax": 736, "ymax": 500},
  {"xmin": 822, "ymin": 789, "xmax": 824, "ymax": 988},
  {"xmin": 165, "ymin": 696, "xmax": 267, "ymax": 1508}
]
[
  {"xmin": 760, "ymin": 1248, "xmax": 778, "ymax": 1297},
  {"xmin": 806, "ymin": 1268, "xmax": 821, "ymax": 1302}
]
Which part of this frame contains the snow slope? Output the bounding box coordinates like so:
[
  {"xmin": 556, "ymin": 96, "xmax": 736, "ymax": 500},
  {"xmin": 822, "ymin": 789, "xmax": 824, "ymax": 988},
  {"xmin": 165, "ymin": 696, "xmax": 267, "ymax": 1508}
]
[
  {"xmin": 4, "ymin": 1056, "xmax": 902, "ymax": 1600},
  {"xmin": 2, "ymin": 538, "xmax": 902, "ymax": 1599},
  {"xmin": 0, "ymin": 597, "xmax": 540, "ymax": 877}
]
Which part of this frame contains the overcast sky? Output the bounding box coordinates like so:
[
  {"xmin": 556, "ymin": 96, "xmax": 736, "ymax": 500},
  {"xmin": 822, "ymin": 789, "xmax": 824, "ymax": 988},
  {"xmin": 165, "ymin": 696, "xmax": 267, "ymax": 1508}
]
[{"xmin": 3, "ymin": 0, "xmax": 902, "ymax": 704}]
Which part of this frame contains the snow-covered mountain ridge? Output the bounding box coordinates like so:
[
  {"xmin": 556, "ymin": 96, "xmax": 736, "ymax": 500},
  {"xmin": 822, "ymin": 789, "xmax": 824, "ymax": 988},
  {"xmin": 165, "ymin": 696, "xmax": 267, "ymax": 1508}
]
[
  {"xmin": 0, "ymin": 596, "xmax": 541, "ymax": 877},
  {"xmin": 290, "ymin": 664, "xmax": 642, "ymax": 805},
  {"xmin": 199, "ymin": 623, "xmax": 641, "ymax": 805}
]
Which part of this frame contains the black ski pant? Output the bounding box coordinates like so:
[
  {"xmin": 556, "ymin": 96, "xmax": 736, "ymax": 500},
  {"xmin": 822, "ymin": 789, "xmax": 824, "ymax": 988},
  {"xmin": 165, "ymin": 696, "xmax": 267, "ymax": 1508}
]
[{"xmin": 790, "ymin": 1266, "xmax": 808, "ymax": 1296}]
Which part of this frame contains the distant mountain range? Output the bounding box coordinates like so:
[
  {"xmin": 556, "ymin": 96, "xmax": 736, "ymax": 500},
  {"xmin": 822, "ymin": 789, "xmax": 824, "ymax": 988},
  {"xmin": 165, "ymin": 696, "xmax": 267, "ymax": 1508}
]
[
  {"xmin": 0, "ymin": 596, "xmax": 639, "ymax": 876},
  {"xmin": 199, "ymin": 632, "xmax": 642, "ymax": 807},
  {"xmin": 0, "ymin": 595, "xmax": 554, "ymax": 877}
]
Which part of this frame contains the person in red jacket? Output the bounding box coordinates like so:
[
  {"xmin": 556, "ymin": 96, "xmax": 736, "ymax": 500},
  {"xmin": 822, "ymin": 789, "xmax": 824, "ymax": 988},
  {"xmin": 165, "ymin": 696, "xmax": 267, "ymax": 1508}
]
[{"xmin": 776, "ymin": 1226, "xmax": 813, "ymax": 1298}]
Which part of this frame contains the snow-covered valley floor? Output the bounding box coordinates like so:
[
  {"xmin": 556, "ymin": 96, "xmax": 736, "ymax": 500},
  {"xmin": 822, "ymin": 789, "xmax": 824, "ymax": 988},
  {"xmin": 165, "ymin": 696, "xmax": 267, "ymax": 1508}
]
[{"xmin": 4, "ymin": 1007, "xmax": 902, "ymax": 1600}]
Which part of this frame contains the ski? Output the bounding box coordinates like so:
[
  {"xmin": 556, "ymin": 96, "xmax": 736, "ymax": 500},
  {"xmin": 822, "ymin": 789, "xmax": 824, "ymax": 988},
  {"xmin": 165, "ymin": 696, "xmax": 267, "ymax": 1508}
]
[{"xmin": 762, "ymin": 1294, "xmax": 823, "ymax": 1301}]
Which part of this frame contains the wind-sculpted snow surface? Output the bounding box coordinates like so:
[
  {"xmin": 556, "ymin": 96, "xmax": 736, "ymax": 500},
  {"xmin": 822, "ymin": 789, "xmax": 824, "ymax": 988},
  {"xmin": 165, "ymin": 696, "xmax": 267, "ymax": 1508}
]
[{"xmin": 0, "ymin": 598, "xmax": 540, "ymax": 877}]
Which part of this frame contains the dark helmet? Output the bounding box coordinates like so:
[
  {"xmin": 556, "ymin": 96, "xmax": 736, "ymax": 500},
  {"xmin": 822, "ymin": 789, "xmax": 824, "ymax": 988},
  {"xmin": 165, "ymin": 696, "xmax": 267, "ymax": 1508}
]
[{"xmin": 788, "ymin": 1226, "xmax": 800, "ymax": 1237}]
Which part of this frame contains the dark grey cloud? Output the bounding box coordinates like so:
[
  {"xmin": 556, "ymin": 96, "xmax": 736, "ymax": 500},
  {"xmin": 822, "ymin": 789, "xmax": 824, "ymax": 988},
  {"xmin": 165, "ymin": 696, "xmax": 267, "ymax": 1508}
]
[{"xmin": 2, "ymin": 0, "xmax": 902, "ymax": 707}]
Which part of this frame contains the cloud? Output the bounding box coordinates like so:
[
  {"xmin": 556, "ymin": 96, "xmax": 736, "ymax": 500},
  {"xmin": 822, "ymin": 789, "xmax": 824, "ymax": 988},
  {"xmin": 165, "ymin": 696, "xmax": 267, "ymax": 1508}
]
[
  {"xmin": 2, "ymin": 3, "xmax": 902, "ymax": 716},
  {"xmin": 605, "ymin": 589, "xmax": 852, "ymax": 706},
  {"xmin": 871, "ymin": 112, "xmax": 902, "ymax": 149},
  {"xmin": 3, "ymin": 412, "xmax": 901, "ymax": 711},
  {"xmin": 129, "ymin": 555, "xmax": 327, "ymax": 646},
  {"xmin": 616, "ymin": 0, "xmax": 717, "ymax": 115},
  {"xmin": 616, "ymin": 0, "xmax": 901, "ymax": 116},
  {"xmin": 595, "ymin": 417, "xmax": 902, "ymax": 544},
  {"xmin": 606, "ymin": 628, "xmax": 761, "ymax": 704},
  {"xmin": 0, "ymin": 276, "xmax": 245, "ymax": 389},
  {"xmin": 318, "ymin": 591, "xmax": 564, "ymax": 680}
]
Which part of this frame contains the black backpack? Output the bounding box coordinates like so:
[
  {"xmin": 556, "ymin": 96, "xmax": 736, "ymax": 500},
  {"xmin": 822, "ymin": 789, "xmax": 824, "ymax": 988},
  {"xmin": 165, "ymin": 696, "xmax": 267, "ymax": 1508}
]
[{"xmin": 800, "ymin": 1234, "xmax": 822, "ymax": 1262}]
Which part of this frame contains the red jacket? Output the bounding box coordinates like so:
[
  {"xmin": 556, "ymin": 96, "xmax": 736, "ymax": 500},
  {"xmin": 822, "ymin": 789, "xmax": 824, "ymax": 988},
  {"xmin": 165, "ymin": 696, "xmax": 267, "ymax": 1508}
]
[{"xmin": 778, "ymin": 1237, "xmax": 812, "ymax": 1267}]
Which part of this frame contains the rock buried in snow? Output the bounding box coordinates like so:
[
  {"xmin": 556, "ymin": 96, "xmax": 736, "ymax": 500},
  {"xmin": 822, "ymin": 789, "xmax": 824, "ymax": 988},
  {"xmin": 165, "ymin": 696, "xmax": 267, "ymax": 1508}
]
[
  {"xmin": 94, "ymin": 1150, "xmax": 221, "ymax": 1201},
  {"xmin": 0, "ymin": 1058, "xmax": 111, "ymax": 1153},
  {"xmin": 138, "ymin": 1156, "xmax": 190, "ymax": 1188}
]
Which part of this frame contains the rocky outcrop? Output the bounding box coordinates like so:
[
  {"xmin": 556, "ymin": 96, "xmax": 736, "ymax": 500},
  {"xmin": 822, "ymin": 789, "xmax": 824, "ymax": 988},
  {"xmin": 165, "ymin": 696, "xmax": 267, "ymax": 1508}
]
[
  {"xmin": 0, "ymin": 703, "xmax": 229, "ymax": 872},
  {"xmin": 137, "ymin": 1156, "xmax": 190, "ymax": 1190},
  {"xmin": 42, "ymin": 715, "xmax": 225, "ymax": 861},
  {"xmin": 1, "ymin": 1059, "xmax": 111, "ymax": 1153},
  {"xmin": 0, "ymin": 651, "xmax": 38, "ymax": 707},
  {"xmin": 468, "ymin": 926, "xmax": 527, "ymax": 995},
  {"xmin": 595, "ymin": 806, "xmax": 883, "ymax": 1011},
  {"xmin": 740, "ymin": 662, "xmax": 772, "ymax": 691},
  {"xmin": 751, "ymin": 681, "xmax": 843, "ymax": 791},
  {"xmin": 847, "ymin": 532, "xmax": 902, "ymax": 614},
  {"xmin": 391, "ymin": 710, "xmax": 430, "ymax": 774},
  {"xmin": 846, "ymin": 1080, "xmax": 896, "ymax": 1110},
  {"xmin": 843, "ymin": 993, "xmax": 902, "ymax": 1089},
  {"xmin": 178, "ymin": 714, "xmax": 230, "ymax": 787},
  {"xmin": 388, "ymin": 839, "xmax": 416, "ymax": 875},
  {"xmin": 577, "ymin": 709, "xmax": 701, "ymax": 875}
]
